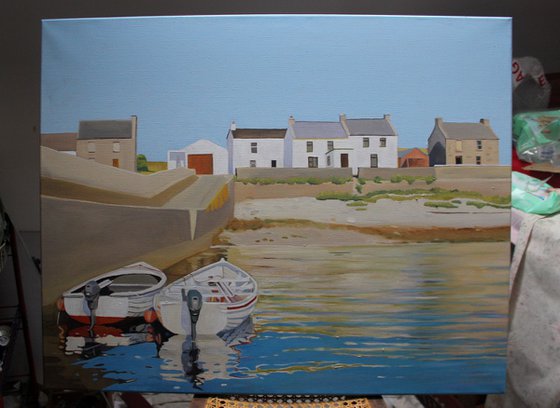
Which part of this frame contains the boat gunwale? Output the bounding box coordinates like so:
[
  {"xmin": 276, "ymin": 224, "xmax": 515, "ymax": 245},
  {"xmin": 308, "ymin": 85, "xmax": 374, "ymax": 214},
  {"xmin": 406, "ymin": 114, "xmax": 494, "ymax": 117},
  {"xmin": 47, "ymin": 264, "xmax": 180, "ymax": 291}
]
[
  {"xmin": 62, "ymin": 261, "xmax": 167, "ymax": 298},
  {"xmin": 157, "ymin": 259, "xmax": 257, "ymax": 307}
]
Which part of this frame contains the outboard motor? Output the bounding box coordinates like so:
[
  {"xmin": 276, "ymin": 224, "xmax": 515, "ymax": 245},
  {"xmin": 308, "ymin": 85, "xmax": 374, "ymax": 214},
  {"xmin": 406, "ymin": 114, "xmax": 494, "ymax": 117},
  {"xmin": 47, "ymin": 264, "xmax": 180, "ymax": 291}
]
[
  {"xmin": 84, "ymin": 281, "xmax": 101, "ymax": 337},
  {"xmin": 182, "ymin": 289, "xmax": 203, "ymax": 342}
]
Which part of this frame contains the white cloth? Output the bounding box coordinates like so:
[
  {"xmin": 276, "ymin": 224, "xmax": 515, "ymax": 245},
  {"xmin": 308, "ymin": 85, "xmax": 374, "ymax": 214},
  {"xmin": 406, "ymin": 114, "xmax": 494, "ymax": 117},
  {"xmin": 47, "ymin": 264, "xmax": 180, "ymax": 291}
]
[{"xmin": 501, "ymin": 210, "xmax": 560, "ymax": 407}]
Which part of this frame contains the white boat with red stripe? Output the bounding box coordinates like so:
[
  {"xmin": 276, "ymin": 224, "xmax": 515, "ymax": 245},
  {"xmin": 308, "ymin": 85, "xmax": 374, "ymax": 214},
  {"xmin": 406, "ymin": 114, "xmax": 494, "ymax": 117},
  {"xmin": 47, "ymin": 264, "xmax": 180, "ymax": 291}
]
[
  {"xmin": 59, "ymin": 262, "xmax": 167, "ymax": 325},
  {"xmin": 153, "ymin": 258, "xmax": 258, "ymax": 335}
]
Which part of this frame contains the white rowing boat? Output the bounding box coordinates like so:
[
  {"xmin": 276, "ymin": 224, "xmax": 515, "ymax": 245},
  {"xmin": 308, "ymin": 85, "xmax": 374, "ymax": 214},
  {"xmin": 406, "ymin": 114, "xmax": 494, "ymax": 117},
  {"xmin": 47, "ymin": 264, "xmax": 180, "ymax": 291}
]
[
  {"xmin": 60, "ymin": 262, "xmax": 167, "ymax": 325},
  {"xmin": 154, "ymin": 259, "xmax": 258, "ymax": 335}
]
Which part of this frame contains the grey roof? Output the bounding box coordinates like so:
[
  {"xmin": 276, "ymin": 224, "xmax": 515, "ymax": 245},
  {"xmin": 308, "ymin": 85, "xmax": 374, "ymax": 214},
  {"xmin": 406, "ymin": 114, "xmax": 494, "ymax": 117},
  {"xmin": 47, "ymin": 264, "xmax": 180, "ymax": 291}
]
[
  {"xmin": 231, "ymin": 129, "xmax": 286, "ymax": 139},
  {"xmin": 41, "ymin": 133, "xmax": 77, "ymax": 151},
  {"xmin": 346, "ymin": 119, "xmax": 396, "ymax": 136},
  {"xmin": 78, "ymin": 120, "xmax": 134, "ymax": 140},
  {"xmin": 293, "ymin": 122, "xmax": 347, "ymax": 139},
  {"xmin": 440, "ymin": 122, "xmax": 498, "ymax": 140}
]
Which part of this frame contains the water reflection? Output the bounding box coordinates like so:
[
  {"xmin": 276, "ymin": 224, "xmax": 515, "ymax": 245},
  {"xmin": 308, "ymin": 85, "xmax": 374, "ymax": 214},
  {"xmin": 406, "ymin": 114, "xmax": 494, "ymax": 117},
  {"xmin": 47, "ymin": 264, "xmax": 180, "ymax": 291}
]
[
  {"xmin": 52, "ymin": 240, "xmax": 508, "ymax": 394},
  {"xmin": 159, "ymin": 317, "xmax": 256, "ymax": 387}
]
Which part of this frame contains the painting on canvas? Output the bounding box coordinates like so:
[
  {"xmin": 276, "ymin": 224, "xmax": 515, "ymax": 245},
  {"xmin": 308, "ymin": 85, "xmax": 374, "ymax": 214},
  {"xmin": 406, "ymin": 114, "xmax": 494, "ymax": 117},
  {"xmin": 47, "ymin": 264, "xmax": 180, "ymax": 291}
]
[{"xmin": 41, "ymin": 15, "xmax": 512, "ymax": 394}]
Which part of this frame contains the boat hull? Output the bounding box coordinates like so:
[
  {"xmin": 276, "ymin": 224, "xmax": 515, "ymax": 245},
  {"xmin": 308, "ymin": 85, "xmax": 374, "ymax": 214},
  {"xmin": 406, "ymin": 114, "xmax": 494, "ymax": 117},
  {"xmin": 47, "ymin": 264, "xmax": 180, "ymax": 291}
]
[
  {"xmin": 154, "ymin": 259, "xmax": 258, "ymax": 335},
  {"xmin": 61, "ymin": 262, "xmax": 167, "ymax": 325},
  {"xmin": 155, "ymin": 293, "xmax": 257, "ymax": 336},
  {"xmin": 64, "ymin": 291, "xmax": 159, "ymax": 324}
]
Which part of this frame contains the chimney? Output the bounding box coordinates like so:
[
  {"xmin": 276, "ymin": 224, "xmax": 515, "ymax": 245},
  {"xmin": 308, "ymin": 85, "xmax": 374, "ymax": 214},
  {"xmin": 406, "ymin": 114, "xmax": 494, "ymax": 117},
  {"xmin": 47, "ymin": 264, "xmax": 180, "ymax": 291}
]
[
  {"xmin": 130, "ymin": 115, "xmax": 138, "ymax": 140},
  {"xmin": 383, "ymin": 114, "xmax": 391, "ymax": 121},
  {"xmin": 435, "ymin": 117, "xmax": 443, "ymax": 127},
  {"xmin": 230, "ymin": 120, "xmax": 237, "ymax": 131},
  {"xmin": 288, "ymin": 115, "xmax": 296, "ymax": 126},
  {"xmin": 480, "ymin": 118, "xmax": 490, "ymax": 126},
  {"xmin": 339, "ymin": 113, "xmax": 350, "ymax": 134}
]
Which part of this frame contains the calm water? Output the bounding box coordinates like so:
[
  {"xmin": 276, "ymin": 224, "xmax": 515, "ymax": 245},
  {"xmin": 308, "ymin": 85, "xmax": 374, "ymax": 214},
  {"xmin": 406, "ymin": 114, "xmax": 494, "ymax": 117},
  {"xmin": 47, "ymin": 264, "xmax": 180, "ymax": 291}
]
[{"xmin": 69, "ymin": 241, "xmax": 509, "ymax": 394}]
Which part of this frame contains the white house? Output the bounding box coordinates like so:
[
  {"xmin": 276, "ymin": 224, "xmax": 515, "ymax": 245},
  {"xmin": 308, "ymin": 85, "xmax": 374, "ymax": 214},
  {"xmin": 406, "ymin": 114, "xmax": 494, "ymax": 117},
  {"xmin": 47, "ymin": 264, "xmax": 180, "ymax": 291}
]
[
  {"xmin": 284, "ymin": 114, "xmax": 398, "ymax": 175},
  {"xmin": 167, "ymin": 139, "xmax": 228, "ymax": 175},
  {"xmin": 226, "ymin": 121, "xmax": 287, "ymax": 174}
]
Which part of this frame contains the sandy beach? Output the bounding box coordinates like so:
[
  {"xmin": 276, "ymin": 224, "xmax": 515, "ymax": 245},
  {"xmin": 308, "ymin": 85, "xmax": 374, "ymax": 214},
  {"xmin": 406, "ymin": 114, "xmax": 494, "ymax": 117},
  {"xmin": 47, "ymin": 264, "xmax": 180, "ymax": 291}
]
[{"xmin": 234, "ymin": 197, "xmax": 510, "ymax": 228}]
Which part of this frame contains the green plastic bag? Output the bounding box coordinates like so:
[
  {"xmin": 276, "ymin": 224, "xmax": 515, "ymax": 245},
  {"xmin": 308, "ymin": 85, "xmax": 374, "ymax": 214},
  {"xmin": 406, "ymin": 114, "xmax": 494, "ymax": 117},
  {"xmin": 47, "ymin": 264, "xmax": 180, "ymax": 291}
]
[
  {"xmin": 512, "ymin": 171, "xmax": 560, "ymax": 215},
  {"xmin": 514, "ymin": 109, "xmax": 560, "ymax": 163}
]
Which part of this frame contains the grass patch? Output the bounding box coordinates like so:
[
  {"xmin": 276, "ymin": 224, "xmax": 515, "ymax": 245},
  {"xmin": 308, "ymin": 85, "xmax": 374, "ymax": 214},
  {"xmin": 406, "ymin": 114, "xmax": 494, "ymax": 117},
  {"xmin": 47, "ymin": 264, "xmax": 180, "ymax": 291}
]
[
  {"xmin": 316, "ymin": 187, "xmax": 510, "ymax": 207},
  {"xmin": 330, "ymin": 176, "xmax": 352, "ymax": 185},
  {"xmin": 424, "ymin": 201, "xmax": 459, "ymax": 209},
  {"xmin": 355, "ymin": 184, "xmax": 363, "ymax": 194},
  {"xmin": 424, "ymin": 176, "xmax": 437, "ymax": 185},
  {"xmin": 316, "ymin": 192, "xmax": 361, "ymax": 201},
  {"xmin": 373, "ymin": 176, "xmax": 383, "ymax": 184},
  {"xmin": 466, "ymin": 201, "xmax": 511, "ymax": 209},
  {"xmin": 346, "ymin": 201, "xmax": 368, "ymax": 207},
  {"xmin": 354, "ymin": 207, "xmax": 367, "ymax": 211},
  {"xmin": 357, "ymin": 178, "xmax": 366, "ymax": 185},
  {"xmin": 390, "ymin": 174, "xmax": 436, "ymax": 185}
]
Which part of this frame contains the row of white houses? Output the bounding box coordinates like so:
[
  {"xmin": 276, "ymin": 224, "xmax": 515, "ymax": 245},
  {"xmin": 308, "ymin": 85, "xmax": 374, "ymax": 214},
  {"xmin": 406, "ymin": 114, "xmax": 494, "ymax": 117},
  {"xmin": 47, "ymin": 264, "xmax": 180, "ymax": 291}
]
[
  {"xmin": 168, "ymin": 114, "xmax": 399, "ymax": 175},
  {"xmin": 167, "ymin": 114, "xmax": 500, "ymax": 175}
]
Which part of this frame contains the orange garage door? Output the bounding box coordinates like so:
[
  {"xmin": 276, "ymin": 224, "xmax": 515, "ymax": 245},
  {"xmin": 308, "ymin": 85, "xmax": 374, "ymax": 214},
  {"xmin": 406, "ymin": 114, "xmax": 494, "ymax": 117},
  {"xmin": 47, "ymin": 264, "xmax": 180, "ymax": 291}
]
[{"xmin": 188, "ymin": 154, "xmax": 213, "ymax": 175}]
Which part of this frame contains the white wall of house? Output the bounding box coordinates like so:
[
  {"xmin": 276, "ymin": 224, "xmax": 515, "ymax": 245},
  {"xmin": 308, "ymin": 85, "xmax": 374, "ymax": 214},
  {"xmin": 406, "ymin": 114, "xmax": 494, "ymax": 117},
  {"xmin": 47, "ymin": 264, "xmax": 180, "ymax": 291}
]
[
  {"xmin": 350, "ymin": 135, "xmax": 398, "ymax": 170},
  {"xmin": 291, "ymin": 139, "xmax": 352, "ymax": 169},
  {"xmin": 290, "ymin": 136, "xmax": 397, "ymax": 174},
  {"xmin": 167, "ymin": 139, "xmax": 228, "ymax": 174},
  {"xmin": 284, "ymin": 126, "xmax": 295, "ymax": 168},
  {"xmin": 227, "ymin": 130, "xmax": 235, "ymax": 174},
  {"xmin": 326, "ymin": 148, "xmax": 355, "ymax": 169},
  {"xmin": 231, "ymin": 138, "xmax": 285, "ymax": 170}
]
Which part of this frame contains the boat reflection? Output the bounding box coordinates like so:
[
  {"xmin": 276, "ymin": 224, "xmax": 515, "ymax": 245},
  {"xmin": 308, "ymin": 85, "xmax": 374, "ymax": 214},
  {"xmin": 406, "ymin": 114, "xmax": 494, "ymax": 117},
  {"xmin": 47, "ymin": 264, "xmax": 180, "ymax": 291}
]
[
  {"xmin": 159, "ymin": 317, "xmax": 256, "ymax": 387},
  {"xmin": 57, "ymin": 309, "xmax": 256, "ymax": 389}
]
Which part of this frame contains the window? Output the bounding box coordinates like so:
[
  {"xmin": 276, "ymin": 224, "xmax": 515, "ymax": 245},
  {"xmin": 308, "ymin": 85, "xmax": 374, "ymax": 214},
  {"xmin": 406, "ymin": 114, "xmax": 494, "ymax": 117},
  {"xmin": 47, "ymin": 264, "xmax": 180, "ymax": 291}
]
[
  {"xmin": 87, "ymin": 142, "xmax": 96, "ymax": 153},
  {"xmin": 477, "ymin": 140, "xmax": 483, "ymax": 150},
  {"xmin": 370, "ymin": 154, "xmax": 378, "ymax": 168},
  {"xmin": 476, "ymin": 156, "xmax": 482, "ymax": 165},
  {"xmin": 170, "ymin": 152, "xmax": 186, "ymax": 167},
  {"xmin": 250, "ymin": 160, "xmax": 256, "ymax": 167},
  {"xmin": 455, "ymin": 155, "xmax": 463, "ymax": 165},
  {"xmin": 306, "ymin": 141, "xmax": 313, "ymax": 153},
  {"xmin": 327, "ymin": 141, "xmax": 334, "ymax": 151},
  {"xmin": 113, "ymin": 141, "xmax": 120, "ymax": 153},
  {"xmin": 455, "ymin": 140, "xmax": 463, "ymax": 152},
  {"xmin": 251, "ymin": 142, "xmax": 257, "ymax": 153},
  {"xmin": 327, "ymin": 156, "xmax": 331, "ymax": 166},
  {"xmin": 363, "ymin": 138, "xmax": 369, "ymax": 148},
  {"xmin": 271, "ymin": 160, "xmax": 277, "ymax": 168},
  {"xmin": 308, "ymin": 156, "xmax": 318, "ymax": 168},
  {"xmin": 380, "ymin": 138, "xmax": 386, "ymax": 148}
]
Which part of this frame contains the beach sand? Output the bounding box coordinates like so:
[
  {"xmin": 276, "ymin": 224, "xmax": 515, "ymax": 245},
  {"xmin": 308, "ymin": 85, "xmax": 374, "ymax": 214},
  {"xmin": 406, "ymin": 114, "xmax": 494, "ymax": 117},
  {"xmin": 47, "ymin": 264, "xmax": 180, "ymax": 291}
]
[{"xmin": 234, "ymin": 197, "xmax": 510, "ymax": 228}]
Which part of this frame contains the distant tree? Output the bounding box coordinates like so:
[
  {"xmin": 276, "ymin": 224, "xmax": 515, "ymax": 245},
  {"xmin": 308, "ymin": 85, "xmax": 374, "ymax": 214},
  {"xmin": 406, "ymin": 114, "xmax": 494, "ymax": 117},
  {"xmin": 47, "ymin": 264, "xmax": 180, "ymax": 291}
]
[{"xmin": 137, "ymin": 154, "xmax": 149, "ymax": 172}]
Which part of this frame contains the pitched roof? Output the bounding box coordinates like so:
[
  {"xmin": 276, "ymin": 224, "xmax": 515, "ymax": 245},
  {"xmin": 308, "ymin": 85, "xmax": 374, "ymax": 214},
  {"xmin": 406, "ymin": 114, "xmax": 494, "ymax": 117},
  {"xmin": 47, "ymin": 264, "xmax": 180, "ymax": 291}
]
[
  {"xmin": 230, "ymin": 129, "xmax": 286, "ymax": 139},
  {"xmin": 346, "ymin": 118, "xmax": 396, "ymax": 136},
  {"xmin": 78, "ymin": 120, "xmax": 134, "ymax": 140},
  {"xmin": 398, "ymin": 147, "xmax": 428, "ymax": 158},
  {"xmin": 439, "ymin": 121, "xmax": 498, "ymax": 140},
  {"xmin": 292, "ymin": 121, "xmax": 347, "ymax": 139},
  {"xmin": 41, "ymin": 133, "xmax": 77, "ymax": 151}
]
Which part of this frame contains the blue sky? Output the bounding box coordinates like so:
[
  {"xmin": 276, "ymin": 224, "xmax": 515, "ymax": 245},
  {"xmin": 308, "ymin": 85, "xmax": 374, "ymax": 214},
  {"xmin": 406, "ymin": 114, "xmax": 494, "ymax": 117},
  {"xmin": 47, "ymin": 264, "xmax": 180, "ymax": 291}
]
[{"xmin": 42, "ymin": 15, "xmax": 512, "ymax": 163}]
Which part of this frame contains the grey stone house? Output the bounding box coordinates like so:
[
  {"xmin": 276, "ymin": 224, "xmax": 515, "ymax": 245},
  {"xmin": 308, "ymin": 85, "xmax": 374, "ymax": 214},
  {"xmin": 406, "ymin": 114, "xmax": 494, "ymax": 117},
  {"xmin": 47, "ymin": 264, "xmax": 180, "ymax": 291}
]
[
  {"xmin": 427, "ymin": 118, "xmax": 499, "ymax": 166},
  {"xmin": 76, "ymin": 116, "xmax": 138, "ymax": 172}
]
